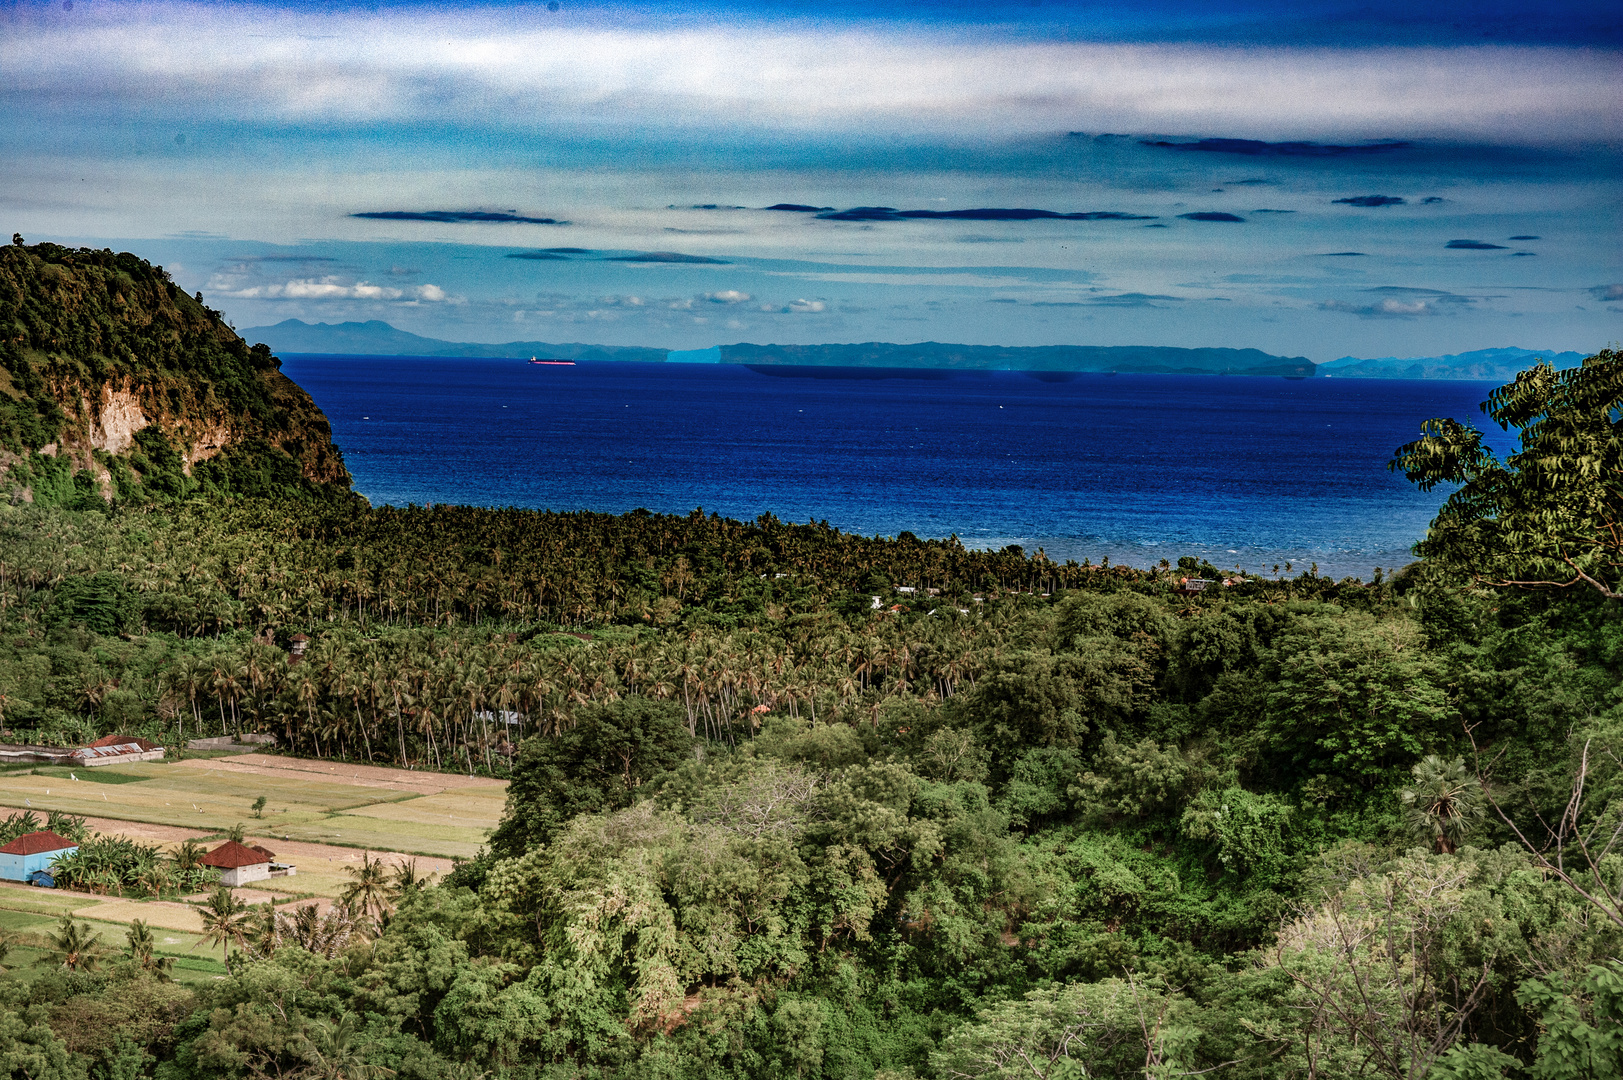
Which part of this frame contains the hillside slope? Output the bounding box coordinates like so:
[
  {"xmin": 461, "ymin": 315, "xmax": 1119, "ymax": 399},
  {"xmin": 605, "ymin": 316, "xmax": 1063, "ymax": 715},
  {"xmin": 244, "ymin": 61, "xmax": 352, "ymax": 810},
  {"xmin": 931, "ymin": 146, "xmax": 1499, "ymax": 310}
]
[
  {"xmin": 0, "ymin": 238, "xmax": 355, "ymax": 507},
  {"xmin": 241, "ymin": 318, "xmax": 668, "ymax": 362}
]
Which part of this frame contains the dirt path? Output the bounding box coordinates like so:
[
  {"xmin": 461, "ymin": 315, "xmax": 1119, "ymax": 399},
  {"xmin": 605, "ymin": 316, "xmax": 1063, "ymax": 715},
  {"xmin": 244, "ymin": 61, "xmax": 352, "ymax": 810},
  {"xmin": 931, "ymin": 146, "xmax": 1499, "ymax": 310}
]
[
  {"xmin": 77, "ymin": 817, "xmax": 212, "ymax": 844},
  {"xmin": 76, "ymin": 818, "xmax": 461, "ymax": 881}
]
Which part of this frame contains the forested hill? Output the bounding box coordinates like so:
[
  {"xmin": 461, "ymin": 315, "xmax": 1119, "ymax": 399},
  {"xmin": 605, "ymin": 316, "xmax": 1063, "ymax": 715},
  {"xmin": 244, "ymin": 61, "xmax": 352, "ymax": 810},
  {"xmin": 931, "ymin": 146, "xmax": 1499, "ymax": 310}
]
[
  {"xmin": 0, "ymin": 238, "xmax": 356, "ymax": 507},
  {"xmin": 0, "ymin": 354, "xmax": 1618, "ymax": 1077}
]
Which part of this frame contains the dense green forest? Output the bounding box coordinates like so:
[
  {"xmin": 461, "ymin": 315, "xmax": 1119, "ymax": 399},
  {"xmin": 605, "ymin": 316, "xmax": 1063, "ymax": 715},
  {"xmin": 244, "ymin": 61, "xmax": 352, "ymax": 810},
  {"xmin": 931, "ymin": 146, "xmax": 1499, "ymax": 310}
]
[
  {"xmin": 0, "ymin": 414, "xmax": 1619, "ymax": 1076},
  {"xmin": 0, "ymin": 245, "xmax": 1619, "ymax": 1077}
]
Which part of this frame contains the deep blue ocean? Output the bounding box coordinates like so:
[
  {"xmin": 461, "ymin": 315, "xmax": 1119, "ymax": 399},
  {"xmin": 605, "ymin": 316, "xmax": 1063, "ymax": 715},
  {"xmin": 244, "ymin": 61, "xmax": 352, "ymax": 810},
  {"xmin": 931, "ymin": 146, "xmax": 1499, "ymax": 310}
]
[{"xmin": 280, "ymin": 355, "xmax": 1515, "ymax": 580}]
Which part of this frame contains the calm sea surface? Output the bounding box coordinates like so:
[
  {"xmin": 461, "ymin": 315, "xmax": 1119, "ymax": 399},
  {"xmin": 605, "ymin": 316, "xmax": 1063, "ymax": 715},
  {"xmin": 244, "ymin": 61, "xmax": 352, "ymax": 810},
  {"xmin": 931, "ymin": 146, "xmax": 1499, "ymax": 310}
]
[{"xmin": 281, "ymin": 355, "xmax": 1513, "ymax": 580}]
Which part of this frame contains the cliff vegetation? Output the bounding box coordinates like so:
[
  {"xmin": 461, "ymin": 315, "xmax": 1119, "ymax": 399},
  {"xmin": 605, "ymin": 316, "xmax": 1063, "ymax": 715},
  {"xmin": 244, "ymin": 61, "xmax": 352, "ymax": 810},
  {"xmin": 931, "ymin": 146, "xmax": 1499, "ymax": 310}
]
[{"xmin": 0, "ymin": 237, "xmax": 355, "ymax": 508}]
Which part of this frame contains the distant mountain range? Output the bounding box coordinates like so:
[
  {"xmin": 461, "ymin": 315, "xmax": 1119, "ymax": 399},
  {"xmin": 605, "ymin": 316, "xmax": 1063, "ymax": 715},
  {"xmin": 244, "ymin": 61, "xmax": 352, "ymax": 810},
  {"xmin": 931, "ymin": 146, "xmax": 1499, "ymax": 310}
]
[
  {"xmin": 241, "ymin": 319, "xmax": 1593, "ymax": 380},
  {"xmin": 716, "ymin": 342, "xmax": 1314, "ymax": 376},
  {"xmin": 1320, "ymin": 347, "xmax": 1589, "ymax": 381},
  {"xmin": 240, "ymin": 319, "xmax": 668, "ymax": 363}
]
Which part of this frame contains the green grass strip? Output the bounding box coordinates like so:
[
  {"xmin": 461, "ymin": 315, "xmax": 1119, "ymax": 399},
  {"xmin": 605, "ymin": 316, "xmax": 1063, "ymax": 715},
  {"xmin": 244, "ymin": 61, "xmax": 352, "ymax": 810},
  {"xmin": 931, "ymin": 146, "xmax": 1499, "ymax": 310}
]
[{"xmin": 30, "ymin": 767, "xmax": 153, "ymax": 785}]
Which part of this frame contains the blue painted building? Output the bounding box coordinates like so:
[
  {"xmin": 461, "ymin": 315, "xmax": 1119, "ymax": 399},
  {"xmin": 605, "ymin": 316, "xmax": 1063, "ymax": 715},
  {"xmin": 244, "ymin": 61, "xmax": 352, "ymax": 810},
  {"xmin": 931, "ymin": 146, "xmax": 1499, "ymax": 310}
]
[{"xmin": 0, "ymin": 831, "xmax": 78, "ymax": 882}]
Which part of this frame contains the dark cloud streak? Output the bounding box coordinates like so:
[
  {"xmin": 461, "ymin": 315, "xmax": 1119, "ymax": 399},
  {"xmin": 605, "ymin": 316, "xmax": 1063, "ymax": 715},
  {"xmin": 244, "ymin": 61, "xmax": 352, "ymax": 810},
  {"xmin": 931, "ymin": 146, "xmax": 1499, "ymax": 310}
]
[
  {"xmin": 815, "ymin": 207, "xmax": 1156, "ymax": 221},
  {"xmin": 1144, "ymin": 138, "xmax": 1411, "ymax": 156},
  {"xmin": 1085, "ymin": 292, "xmax": 1188, "ymax": 306},
  {"xmin": 604, "ymin": 251, "xmax": 729, "ymax": 263},
  {"xmin": 352, "ymin": 210, "xmax": 565, "ymax": 224}
]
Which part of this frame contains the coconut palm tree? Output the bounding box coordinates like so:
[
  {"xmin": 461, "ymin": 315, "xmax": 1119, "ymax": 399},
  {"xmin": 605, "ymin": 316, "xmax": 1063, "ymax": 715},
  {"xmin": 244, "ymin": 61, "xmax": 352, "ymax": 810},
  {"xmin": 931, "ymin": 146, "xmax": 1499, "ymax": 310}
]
[
  {"xmin": 1401, "ymin": 755, "xmax": 1487, "ymax": 854},
  {"xmin": 284, "ymin": 902, "xmax": 361, "ymax": 958},
  {"xmin": 285, "ymin": 903, "xmax": 325, "ymax": 954},
  {"xmin": 195, "ymin": 886, "xmax": 248, "ymax": 961},
  {"xmin": 296, "ymin": 1012, "xmax": 394, "ymax": 1080},
  {"xmin": 172, "ymin": 837, "xmax": 207, "ymax": 875},
  {"xmin": 45, "ymin": 915, "xmax": 103, "ymax": 972},
  {"xmin": 289, "ymin": 664, "xmax": 322, "ymax": 755},
  {"xmin": 166, "ymin": 656, "xmax": 208, "ymax": 737},
  {"xmin": 340, "ymin": 853, "xmax": 392, "ymax": 922},
  {"xmin": 247, "ymin": 898, "xmax": 282, "ymax": 958},
  {"xmin": 125, "ymin": 919, "xmax": 174, "ymax": 979},
  {"xmin": 386, "ymin": 859, "xmax": 432, "ymax": 903}
]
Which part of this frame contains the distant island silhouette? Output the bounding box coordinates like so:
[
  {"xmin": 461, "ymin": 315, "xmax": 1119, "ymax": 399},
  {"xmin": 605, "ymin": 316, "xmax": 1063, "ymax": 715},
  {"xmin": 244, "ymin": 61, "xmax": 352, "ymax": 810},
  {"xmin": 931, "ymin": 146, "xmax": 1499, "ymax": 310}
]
[{"xmin": 242, "ymin": 319, "xmax": 1592, "ymax": 381}]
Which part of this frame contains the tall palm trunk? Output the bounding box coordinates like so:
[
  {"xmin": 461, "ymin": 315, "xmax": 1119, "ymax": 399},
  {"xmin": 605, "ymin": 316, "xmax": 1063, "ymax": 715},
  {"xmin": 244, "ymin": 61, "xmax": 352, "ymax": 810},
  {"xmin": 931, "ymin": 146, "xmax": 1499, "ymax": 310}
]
[{"xmin": 392, "ymin": 688, "xmax": 407, "ymax": 766}]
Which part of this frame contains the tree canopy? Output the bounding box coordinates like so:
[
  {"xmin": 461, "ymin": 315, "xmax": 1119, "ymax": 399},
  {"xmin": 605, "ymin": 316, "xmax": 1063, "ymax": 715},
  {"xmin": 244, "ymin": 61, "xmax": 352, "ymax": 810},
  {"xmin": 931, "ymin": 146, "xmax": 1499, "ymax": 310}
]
[
  {"xmin": 1393, "ymin": 348, "xmax": 1623, "ymax": 598},
  {"xmin": 0, "ymin": 350, "xmax": 1616, "ymax": 1077}
]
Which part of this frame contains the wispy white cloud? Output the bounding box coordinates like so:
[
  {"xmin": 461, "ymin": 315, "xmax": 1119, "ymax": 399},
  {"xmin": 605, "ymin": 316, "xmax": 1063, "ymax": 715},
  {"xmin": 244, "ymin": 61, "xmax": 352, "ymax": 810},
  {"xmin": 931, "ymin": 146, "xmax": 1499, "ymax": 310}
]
[
  {"xmin": 1320, "ymin": 296, "xmax": 1468, "ymax": 318},
  {"xmin": 4, "ymin": 5, "xmax": 1618, "ymax": 143},
  {"xmin": 213, "ymin": 275, "xmax": 451, "ymax": 302},
  {"xmin": 8, "ymin": 6, "xmax": 1618, "ymax": 360},
  {"xmin": 754, "ymin": 298, "xmax": 828, "ymax": 313}
]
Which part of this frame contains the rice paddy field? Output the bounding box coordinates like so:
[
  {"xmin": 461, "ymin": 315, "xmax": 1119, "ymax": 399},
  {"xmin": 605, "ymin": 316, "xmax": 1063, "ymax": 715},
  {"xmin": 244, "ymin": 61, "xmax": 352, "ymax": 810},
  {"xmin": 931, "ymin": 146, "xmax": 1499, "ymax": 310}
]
[
  {"xmin": 0, "ymin": 753, "xmax": 505, "ymax": 858},
  {"xmin": 0, "ymin": 752, "xmax": 505, "ymax": 972}
]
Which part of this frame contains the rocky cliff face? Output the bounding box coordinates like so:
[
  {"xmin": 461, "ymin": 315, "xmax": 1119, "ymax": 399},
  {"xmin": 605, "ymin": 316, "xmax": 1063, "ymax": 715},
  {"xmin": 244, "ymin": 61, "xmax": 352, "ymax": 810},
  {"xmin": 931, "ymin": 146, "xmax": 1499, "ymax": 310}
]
[{"xmin": 0, "ymin": 237, "xmax": 355, "ymax": 505}]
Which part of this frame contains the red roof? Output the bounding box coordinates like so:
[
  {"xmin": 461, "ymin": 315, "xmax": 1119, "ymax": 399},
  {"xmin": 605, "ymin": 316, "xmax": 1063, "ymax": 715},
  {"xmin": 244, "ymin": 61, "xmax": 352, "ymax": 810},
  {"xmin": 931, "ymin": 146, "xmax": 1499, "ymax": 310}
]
[
  {"xmin": 86, "ymin": 734, "xmax": 162, "ymax": 752},
  {"xmin": 0, "ymin": 831, "xmax": 78, "ymax": 856},
  {"xmin": 201, "ymin": 840, "xmax": 271, "ymax": 869}
]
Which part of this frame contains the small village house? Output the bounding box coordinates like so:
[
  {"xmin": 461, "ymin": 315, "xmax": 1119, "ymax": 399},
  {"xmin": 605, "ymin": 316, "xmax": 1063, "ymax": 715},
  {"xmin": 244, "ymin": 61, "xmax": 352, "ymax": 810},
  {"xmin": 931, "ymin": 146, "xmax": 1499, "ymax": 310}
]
[
  {"xmin": 71, "ymin": 734, "xmax": 166, "ymax": 766},
  {"xmin": 0, "ymin": 831, "xmax": 78, "ymax": 882},
  {"xmin": 0, "ymin": 734, "xmax": 165, "ymax": 769},
  {"xmin": 201, "ymin": 839, "xmax": 297, "ymax": 887}
]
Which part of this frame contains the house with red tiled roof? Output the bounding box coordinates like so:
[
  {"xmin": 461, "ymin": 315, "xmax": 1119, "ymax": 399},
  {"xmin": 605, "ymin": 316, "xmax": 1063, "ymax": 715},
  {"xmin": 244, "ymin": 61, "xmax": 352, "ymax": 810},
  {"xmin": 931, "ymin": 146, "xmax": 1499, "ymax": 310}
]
[
  {"xmin": 0, "ymin": 831, "xmax": 78, "ymax": 882},
  {"xmin": 202, "ymin": 839, "xmax": 296, "ymax": 887}
]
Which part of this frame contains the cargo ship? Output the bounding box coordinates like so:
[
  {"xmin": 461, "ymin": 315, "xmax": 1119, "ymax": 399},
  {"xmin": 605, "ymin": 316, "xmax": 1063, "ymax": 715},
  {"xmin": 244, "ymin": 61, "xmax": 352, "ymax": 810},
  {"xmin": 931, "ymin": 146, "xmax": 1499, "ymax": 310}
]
[{"xmin": 529, "ymin": 357, "xmax": 575, "ymax": 366}]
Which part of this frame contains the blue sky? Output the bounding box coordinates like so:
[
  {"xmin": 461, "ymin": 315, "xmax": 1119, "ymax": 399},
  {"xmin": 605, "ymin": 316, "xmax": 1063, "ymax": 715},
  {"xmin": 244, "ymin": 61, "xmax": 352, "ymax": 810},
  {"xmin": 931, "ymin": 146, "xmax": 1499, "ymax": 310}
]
[{"xmin": 3, "ymin": 1, "xmax": 1619, "ymax": 360}]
